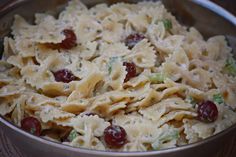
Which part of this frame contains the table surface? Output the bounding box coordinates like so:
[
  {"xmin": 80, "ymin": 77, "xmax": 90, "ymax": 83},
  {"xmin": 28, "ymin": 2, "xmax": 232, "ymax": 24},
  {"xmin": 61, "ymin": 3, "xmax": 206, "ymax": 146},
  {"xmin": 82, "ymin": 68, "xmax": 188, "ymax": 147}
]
[{"xmin": 0, "ymin": 0, "xmax": 236, "ymax": 157}]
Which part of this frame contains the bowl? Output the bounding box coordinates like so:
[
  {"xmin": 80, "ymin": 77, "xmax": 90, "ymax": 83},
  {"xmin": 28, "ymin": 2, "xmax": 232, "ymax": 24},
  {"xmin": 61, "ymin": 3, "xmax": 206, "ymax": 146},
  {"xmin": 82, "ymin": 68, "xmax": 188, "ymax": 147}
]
[{"xmin": 0, "ymin": 0, "xmax": 236, "ymax": 157}]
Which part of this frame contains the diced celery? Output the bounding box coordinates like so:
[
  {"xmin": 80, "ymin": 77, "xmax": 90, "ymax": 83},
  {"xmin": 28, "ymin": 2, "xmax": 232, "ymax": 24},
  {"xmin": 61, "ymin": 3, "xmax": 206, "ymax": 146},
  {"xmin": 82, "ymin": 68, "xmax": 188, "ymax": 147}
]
[
  {"xmin": 159, "ymin": 130, "xmax": 179, "ymax": 142},
  {"xmin": 107, "ymin": 57, "xmax": 119, "ymax": 74},
  {"xmin": 223, "ymin": 57, "xmax": 236, "ymax": 76},
  {"xmin": 152, "ymin": 129, "xmax": 179, "ymax": 150},
  {"xmin": 149, "ymin": 73, "xmax": 166, "ymax": 83},
  {"xmin": 155, "ymin": 19, "xmax": 172, "ymax": 31},
  {"xmin": 162, "ymin": 19, "xmax": 172, "ymax": 31},
  {"xmin": 186, "ymin": 96, "xmax": 197, "ymax": 107},
  {"xmin": 108, "ymin": 66, "xmax": 112, "ymax": 74},
  {"xmin": 213, "ymin": 93, "xmax": 224, "ymax": 104},
  {"xmin": 68, "ymin": 129, "xmax": 78, "ymax": 142}
]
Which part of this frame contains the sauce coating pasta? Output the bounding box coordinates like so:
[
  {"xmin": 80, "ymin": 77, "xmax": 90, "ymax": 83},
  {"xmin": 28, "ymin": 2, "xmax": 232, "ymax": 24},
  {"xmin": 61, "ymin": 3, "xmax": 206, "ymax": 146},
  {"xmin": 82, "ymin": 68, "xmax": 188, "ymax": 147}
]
[{"xmin": 0, "ymin": 0, "xmax": 236, "ymax": 152}]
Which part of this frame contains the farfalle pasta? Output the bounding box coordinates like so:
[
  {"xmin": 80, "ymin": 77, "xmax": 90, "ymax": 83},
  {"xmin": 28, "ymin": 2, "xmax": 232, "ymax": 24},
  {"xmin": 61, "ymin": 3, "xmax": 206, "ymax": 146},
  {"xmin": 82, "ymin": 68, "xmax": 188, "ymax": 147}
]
[{"xmin": 0, "ymin": 0, "xmax": 236, "ymax": 152}]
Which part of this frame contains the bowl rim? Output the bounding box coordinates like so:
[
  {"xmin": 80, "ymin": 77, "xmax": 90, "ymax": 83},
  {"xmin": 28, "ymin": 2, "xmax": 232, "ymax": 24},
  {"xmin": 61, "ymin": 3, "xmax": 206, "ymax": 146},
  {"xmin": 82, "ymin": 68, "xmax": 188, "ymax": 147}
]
[
  {"xmin": 1, "ymin": 115, "xmax": 236, "ymax": 156},
  {"xmin": 0, "ymin": 0, "xmax": 236, "ymax": 156}
]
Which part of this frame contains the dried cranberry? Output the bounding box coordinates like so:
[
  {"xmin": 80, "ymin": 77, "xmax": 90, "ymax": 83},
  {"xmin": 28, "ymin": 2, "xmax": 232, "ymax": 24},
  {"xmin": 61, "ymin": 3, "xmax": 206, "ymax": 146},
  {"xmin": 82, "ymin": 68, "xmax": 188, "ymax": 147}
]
[
  {"xmin": 59, "ymin": 29, "xmax": 77, "ymax": 50},
  {"xmin": 104, "ymin": 125, "xmax": 127, "ymax": 148},
  {"xmin": 123, "ymin": 62, "xmax": 136, "ymax": 82},
  {"xmin": 125, "ymin": 33, "xmax": 145, "ymax": 49},
  {"xmin": 21, "ymin": 117, "xmax": 41, "ymax": 136},
  {"xmin": 53, "ymin": 69, "xmax": 77, "ymax": 83},
  {"xmin": 46, "ymin": 29, "xmax": 77, "ymax": 50},
  {"xmin": 197, "ymin": 101, "xmax": 218, "ymax": 123}
]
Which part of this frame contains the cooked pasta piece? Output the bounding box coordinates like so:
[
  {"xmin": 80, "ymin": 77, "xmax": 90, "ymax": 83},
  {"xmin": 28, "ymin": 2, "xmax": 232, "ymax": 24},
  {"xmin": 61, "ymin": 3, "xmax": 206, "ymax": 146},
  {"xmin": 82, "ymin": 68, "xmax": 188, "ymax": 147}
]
[{"xmin": 0, "ymin": 0, "xmax": 235, "ymax": 152}]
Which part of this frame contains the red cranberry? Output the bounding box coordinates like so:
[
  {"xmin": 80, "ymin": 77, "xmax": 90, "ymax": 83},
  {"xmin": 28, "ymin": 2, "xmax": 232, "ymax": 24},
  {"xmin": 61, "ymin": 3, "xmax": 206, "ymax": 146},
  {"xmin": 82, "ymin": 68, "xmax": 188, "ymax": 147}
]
[
  {"xmin": 59, "ymin": 29, "xmax": 77, "ymax": 50},
  {"xmin": 21, "ymin": 117, "xmax": 41, "ymax": 136},
  {"xmin": 125, "ymin": 33, "xmax": 145, "ymax": 49},
  {"xmin": 53, "ymin": 69, "xmax": 77, "ymax": 83},
  {"xmin": 123, "ymin": 62, "xmax": 136, "ymax": 82},
  {"xmin": 197, "ymin": 101, "xmax": 218, "ymax": 123},
  {"xmin": 104, "ymin": 125, "xmax": 127, "ymax": 148},
  {"xmin": 47, "ymin": 29, "xmax": 77, "ymax": 50}
]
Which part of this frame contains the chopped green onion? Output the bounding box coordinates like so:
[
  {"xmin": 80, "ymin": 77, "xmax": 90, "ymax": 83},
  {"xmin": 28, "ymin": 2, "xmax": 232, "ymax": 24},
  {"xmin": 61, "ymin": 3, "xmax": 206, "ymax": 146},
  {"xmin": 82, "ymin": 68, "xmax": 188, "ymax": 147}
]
[
  {"xmin": 159, "ymin": 130, "xmax": 179, "ymax": 142},
  {"xmin": 162, "ymin": 19, "xmax": 172, "ymax": 31},
  {"xmin": 155, "ymin": 19, "xmax": 172, "ymax": 31},
  {"xmin": 223, "ymin": 57, "xmax": 236, "ymax": 76},
  {"xmin": 186, "ymin": 96, "xmax": 197, "ymax": 107},
  {"xmin": 107, "ymin": 57, "xmax": 119, "ymax": 74},
  {"xmin": 108, "ymin": 66, "xmax": 112, "ymax": 74},
  {"xmin": 30, "ymin": 128, "xmax": 36, "ymax": 134},
  {"xmin": 149, "ymin": 73, "xmax": 166, "ymax": 83},
  {"xmin": 213, "ymin": 93, "xmax": 224, "ymax": 104},
  {"xmin": 68, "ymin": 129, "xmax": 78, "ymax": 142},
  {"xmin": 152, "ymin": 129, "xmax": 179, "ymax": 150}
]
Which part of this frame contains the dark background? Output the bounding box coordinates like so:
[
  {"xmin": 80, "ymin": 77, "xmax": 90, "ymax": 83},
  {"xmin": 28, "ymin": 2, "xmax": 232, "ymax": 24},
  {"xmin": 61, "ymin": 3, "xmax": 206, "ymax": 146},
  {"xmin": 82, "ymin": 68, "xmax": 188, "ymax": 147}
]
[
  {"xmin": 0, "ymin": 0, "xmax": 235, "ymax": 16},
  {"xmin": 211, "ymin": 0, "xmax": 236, "ymax": 16}
]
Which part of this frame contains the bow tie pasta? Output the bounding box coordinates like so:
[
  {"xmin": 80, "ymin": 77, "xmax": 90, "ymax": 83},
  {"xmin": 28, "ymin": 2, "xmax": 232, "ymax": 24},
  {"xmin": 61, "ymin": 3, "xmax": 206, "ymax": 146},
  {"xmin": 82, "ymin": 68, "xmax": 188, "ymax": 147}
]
[{"xmin": 0, "ymin": 0, "xmax": 236, "ymax": 152}]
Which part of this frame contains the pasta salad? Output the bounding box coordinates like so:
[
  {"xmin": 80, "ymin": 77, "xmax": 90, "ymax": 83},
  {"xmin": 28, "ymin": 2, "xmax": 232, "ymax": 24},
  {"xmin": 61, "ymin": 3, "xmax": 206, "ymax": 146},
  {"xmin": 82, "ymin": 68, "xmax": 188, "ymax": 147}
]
[{"xmin": 0, "ymin": 0, "xmax": 236, "ymax": 151}]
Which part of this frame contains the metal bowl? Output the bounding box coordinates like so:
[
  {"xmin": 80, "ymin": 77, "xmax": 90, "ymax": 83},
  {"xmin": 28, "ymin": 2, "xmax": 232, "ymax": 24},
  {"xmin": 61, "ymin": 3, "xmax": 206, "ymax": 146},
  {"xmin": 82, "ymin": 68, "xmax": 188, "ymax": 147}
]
[{"xmin": 0, "ymin": 0, "xmax": 236, "ymax": 157}]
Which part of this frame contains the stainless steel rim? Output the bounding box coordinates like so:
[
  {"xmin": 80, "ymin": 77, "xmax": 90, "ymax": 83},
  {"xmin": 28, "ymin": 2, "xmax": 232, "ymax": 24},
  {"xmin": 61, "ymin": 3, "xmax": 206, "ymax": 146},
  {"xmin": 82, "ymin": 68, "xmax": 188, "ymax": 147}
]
[
  {"xmin": 1, "ymin": 115, "xmax": 236, "ymax": 156},
  {"xmin": 0, "ymin": 0, "xmax": 236, "ymax": 156}
]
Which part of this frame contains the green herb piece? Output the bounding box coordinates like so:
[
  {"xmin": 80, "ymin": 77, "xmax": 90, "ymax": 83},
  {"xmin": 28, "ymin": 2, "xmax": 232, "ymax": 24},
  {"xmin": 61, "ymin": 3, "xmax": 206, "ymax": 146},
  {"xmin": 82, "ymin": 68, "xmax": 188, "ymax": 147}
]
[
  {"xmin": 107, "ymin": 57, "xmax": 119, "ymax": 74},
  {"xmin": 68, "ymin": 130, "xmax": 78, "ymax": 142},
  {"xmin": 152, "ymin": 129, "xmax": 179, "ymax": 150},
  {"xmin": 162, "ymin": 19, "xmax": 172, "ymax": 31},
  {"xmin": 155, "ymin": 19, "xmax": 172, "ymax": 31},
  {"xmin": 159, "ymin": 130, "xmax": 179, "ymax": 142},
  {"xmin": 149, "ymin": 73, "xmax": 166, "ymax": 83},
  {"xmin": 30, "ymin": 128, "xmax": 36, "ymax": 134},
  {"xmin": 213, "ymin": 93, "xmax": 224, "ymax": 104},
  {"xmin": 223, "ymin": 57, "xmax": 236, "ymax": 76},
  {"xmin": 108, "ymin": 66, "xmax": 112, "ymax": 74},
  {"xmin": 186, "ymin": 96, "xmax": 197, "ymax": 107}
]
